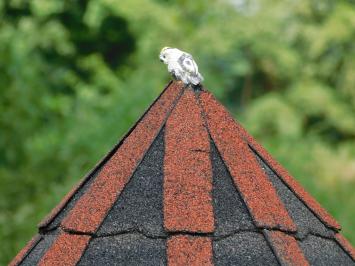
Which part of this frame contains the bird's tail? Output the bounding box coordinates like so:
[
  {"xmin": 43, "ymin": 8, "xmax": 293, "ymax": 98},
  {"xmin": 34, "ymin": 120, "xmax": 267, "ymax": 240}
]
[{"xmin": 190, "ymin": 73, "xmax": 204, "ymax": 85}]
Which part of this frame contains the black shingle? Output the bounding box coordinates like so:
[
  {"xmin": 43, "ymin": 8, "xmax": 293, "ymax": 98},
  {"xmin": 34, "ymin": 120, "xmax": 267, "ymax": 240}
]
[
  {"xmin": 78, "ymin": 234, "xmax": 166, "ymax": 266},
  {"xmin": 96, "ymin": 129, "xmax": 165, "ymax": 237},
  {"xmin": 213, "ymin": 232, "xmax": 278, "ymax": 266},
  {"xmin": 211, "ymin": 142, "xmax": 255, "ymax": 237},
  {"xmin": 299, "ymin": 235, "xmax": 354, "ymax": 265},
  {"xmin": 253, "ymin": 149, "xmax": 335, "ymax": 239}
]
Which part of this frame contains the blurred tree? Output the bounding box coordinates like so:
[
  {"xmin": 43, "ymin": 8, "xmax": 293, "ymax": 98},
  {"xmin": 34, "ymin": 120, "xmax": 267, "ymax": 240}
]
[{"xmin": 0, "ymin": 0, "xmax": 354, "ymax": 263}]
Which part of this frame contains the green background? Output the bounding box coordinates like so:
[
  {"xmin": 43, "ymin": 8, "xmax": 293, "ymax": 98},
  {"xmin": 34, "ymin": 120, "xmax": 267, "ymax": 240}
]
[{"xmin": 1, "ymin": 0, "xmax": 355, "ymax": 263}]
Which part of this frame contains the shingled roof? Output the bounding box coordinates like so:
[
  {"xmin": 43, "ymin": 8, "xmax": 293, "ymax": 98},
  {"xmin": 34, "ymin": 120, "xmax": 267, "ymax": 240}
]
[{"xmin": 11, "ymin": 81, "xmax": 355, "ymax": 265}]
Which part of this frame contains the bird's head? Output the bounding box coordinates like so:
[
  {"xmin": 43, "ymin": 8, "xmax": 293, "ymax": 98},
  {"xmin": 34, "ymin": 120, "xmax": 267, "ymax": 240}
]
[{"xmin": 159, "ymin": 47, "xmax": 173, "ymax": 64}]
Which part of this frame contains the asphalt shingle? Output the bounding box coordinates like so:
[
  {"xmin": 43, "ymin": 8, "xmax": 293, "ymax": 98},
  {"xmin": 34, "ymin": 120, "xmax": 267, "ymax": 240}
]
[
  {"xmin": 78, "ymin": 234, "xmax": 166, "ymax": 266},
  {"xmin": 254, "ymin": 151, "xmax": 335, "ymax": 239},
  {"xmin": 299, "ymin": 235, "xmax": 354, "ymax": 265},
  {"xmin": 213, "ymin": 232, "xmax": 278, "ymax": 266},
  {"xmin": 164, "ymin": 89, "xmax": 214, "ymax": 233}
]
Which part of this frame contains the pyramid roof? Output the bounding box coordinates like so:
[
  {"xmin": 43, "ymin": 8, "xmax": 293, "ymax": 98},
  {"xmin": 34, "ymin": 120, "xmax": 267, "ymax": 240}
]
[{"xmin": 10, "ymin": 81, "xmax": 355, "ymax": 265}]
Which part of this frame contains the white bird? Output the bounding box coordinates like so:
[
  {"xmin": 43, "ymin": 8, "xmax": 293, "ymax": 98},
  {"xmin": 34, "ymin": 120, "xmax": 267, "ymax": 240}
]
[{"xmin": 159, "ymin": 47, "xmax": 204, "ymax": 86}]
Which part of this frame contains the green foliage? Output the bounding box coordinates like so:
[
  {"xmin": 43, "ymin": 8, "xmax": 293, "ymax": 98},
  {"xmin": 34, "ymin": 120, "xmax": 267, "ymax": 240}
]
[{"xmin": 1, "ymin": 0, "xmax": 355, "ymax": 263}]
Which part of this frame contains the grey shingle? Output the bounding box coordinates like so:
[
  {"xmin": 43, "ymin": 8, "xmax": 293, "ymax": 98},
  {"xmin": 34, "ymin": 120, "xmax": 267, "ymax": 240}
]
[
  {"xmin": 78, "ymin": 234, "xmax": 166, "ymax": 266},
  {"xmin": 96, "ymin": 129, "xmax": 166, "ymax": 237},
  {"xmin": 211, "ymin": 142, "xmax": 255, "ymax": 237}
]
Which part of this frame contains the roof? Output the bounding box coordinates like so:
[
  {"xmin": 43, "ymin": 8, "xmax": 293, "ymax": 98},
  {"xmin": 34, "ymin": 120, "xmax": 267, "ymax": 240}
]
[{"xmin": 10, "ymin": 81, "xmax": 355, "ymax": 265}]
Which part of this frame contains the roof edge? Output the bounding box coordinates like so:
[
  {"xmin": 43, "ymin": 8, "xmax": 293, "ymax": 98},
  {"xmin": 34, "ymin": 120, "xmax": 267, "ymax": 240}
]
[
  {"xmin": 8, "ymin": 234, "xmax": 42, "ymax": 266},
  {"xmin": 38, "ymin": 81, "xmax": 175, "ymax": 229},
  {"xmin": 197, "ymin": 88, "xmax": 340, "ymax": 231},
  {"xmin": 248, "ymin": 143, "xmax": 341, "ymax": 231},
  {"xmin": 61, "ymin": 80, "xmax": 184, "ymax": 233},
  {"xmin": 335, "ymin": 233, "xmax": 355, "ymax": 261}
]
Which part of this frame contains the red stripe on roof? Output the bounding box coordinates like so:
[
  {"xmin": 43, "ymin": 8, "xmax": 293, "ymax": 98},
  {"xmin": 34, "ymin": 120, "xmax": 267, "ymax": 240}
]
[
  {"xmin": 199, "ymin": 91, "xmax": 296, "ymax": 232},
  {"xmin": 61, "ymin": 81, "xmax": 184, "ymax": 233},
  {"xmin": 9, "ymin": 234, "xmax": 42, "ymax": 266},
  {"xmin": 230, "ymin": 110, "xmax": 341, "ymax": 230},
  {"xmin": 167, "ymin": 235, "xmax": 213, "ymax": 266},
  {"xmin": 335, "ymin": 233, "xmax": 355, "ymax": 260},
  {"xmin": 164, "ymin": 89, "xmax": 214, "ymax": 233},
  {"xmin": 38, "ymin": 232, "xmax": 90, "ymax": 266},
  {"xmin": 264, "ymin": 230, "xmax": 309, "ymax": 266}
]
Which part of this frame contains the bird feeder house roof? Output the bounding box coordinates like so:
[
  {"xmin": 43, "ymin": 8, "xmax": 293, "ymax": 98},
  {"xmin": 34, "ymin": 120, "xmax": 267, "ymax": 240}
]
[{"xmin": 10, "ymin": 81, "xmax": 355, "ymax": 265}]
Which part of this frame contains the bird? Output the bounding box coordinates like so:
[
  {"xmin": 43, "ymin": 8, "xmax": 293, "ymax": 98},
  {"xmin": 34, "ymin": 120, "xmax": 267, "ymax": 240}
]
[{"xmin": 159, "ymin": 47, "xmax": 204, "ymax": 86}]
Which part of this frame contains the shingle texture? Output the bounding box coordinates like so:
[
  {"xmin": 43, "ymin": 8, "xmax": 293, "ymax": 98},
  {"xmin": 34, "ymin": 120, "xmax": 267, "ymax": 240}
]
[
  {"xmin": 10, "ymin": 81, "xmax": 355, "ymax": 266},
  {"xmin": 211, "ymin": 142, "xmax": 255, "ymax": 236},
  {"xmin": 96, "ymin": 129, "xmax": 166, "ymax": 237},
  {"xmin": 79, "ymin": 233, "xmax": 166, "ymax": 266},
  {"xmin": 213, "ymin": 232, "xmax": 279, "ymax": 266}
]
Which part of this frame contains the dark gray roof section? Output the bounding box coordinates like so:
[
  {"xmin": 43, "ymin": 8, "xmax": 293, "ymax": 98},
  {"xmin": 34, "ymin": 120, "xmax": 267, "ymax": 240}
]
[
  {"xmin": 20, "ymin": 231, "xmax": 58, "ymax": 266},
  {"xmin": 299, "ymin": 235, "xmax": 354, "ymax": 265},
  {"xmin": 211, "ymin": 142, "xmax": 255, "ymax": 237},
  {"xmin": 213, "ymin": 232, "xmax": 278, "ymax": 266},
  {"xmin": 78, "ymin": 233, "xmax": 166, "ymax": 266},
  {"xmin": 253, "ymin": 150, "xmax": 335, "ymax": 239},
  {"xmin": 96, "ymin": 129, "xmax": 166, "ymax": 237}
]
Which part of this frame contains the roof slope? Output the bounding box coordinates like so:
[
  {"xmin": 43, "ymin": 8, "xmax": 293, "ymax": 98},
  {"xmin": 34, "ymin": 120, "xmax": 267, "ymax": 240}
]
[{"xmin": 10, "ymin": 81, "xmax": 355, "ymax": 266}]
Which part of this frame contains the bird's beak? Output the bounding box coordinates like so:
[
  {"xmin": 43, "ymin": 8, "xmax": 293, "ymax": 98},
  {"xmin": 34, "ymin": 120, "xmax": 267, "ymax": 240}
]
[{"xmin": 159, "ymin": 55, "xmax": 164, "ymax": 62}]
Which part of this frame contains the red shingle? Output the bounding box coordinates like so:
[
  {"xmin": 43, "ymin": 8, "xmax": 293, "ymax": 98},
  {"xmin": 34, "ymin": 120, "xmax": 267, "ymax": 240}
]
[
  {"xmin": 167, "ymin": 235, "xmax": 213, "ymax": 266},
  {"xmin": 61, "ymin": 81, "xmax": 183, "ymax": 233},
  {"xmin": 164, "ymin": 89, "xmax": 214, "ymax": 233},
  {"xmin": 199, "ymin": 91, "xmax": 296, "ymax": 232},
  {"xmin": 264, "ymin": 230, "xmax": 309, "ymax": 266},
  {"xmin": 38, "ymin": 232, "xmax": 90, "ymax": 266}
]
